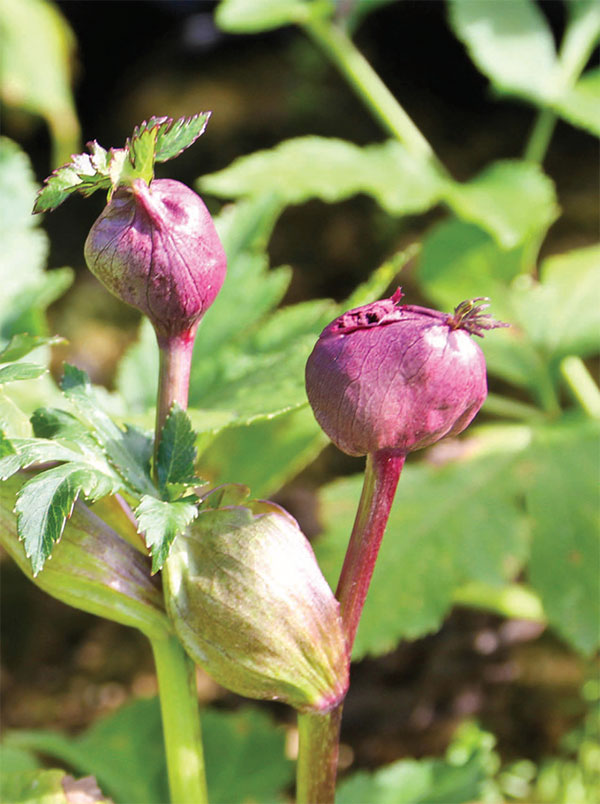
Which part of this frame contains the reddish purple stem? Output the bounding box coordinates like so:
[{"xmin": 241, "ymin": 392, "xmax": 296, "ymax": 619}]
[
  {"xmin": 154, "ymin": 330, "xmax": 197, "ymax": 472},
  {"xmin": 335, "ymin": 448, "xmax": 406, "ymax": 652}
]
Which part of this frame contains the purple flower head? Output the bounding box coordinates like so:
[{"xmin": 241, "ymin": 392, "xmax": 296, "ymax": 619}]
[
  {"xmin": 84, "ymin": 178, "xmax": 226, "ymax": 340},
  {"xmin": 306, "ymin": 289, "xmax": 507, "ymax": 457}
]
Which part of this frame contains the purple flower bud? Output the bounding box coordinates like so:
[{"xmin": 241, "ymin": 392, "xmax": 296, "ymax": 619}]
[
  {"xmin": 84, "ymin": 179, "xmax": 226, "ymax": 339},
  {"xmin": 306, "ymin": 290, "xmax": 506, "ymax": 457}
]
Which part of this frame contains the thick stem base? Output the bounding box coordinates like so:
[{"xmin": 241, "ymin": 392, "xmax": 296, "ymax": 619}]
[
  {"xmin": 296, "ymin": 704, "xmax": 343, "ymax": 804},
  {"xmin": 151, "ymin": 634, "xmax": 208, "ymax": 804}
]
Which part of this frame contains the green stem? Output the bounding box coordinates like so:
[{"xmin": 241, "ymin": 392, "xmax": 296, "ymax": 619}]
[
  {"xmin": 524, "ymin": 5, "xmax": 600, "ymax": 164},
  {"xmin": 560, "ymin": 356, "xmax": 600, "ymax": 418},
  {"xmin": 303, "ymin": 16, "xmax": 439, "ymax": 163},
  {"xmin": 523, "ymin": 107, "xmax": 557, "ymax": 163},
  {"xmin": 151, "ymin": 635, "xmax": 208, "ymax": 804},
  {"xmin": 296, "ymin": 705, "xmax": 343, "ymax": 804}
]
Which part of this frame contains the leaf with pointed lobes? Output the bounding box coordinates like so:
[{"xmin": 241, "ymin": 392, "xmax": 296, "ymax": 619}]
[{"xmin": 164, "ymin": 500, "xmax": 349, "ymax": 713}]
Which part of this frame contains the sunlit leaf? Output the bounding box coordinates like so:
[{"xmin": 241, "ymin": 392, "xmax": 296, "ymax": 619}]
[
  {"xmin": 527, "ymin": 420, "xmax": 600, "ymax": 655},
  {"xmin": 0, "ymin": 334, "xmax": 64, "ymax": 363},
  {"xmin": 0, "ymin": 363, "xmax": 46, "ymax": 384},
  {"xmin": 448, "ymin": 0, "xmax": 557, "ymax": 103},
  {"xmin": 156, "ymin": 404, "xmax": 197, "ymax": 496},
  {"xmin": 61, "ymin": 364, "xmax": 155, "ymax": 496},
  {"xmin": 136, "ymin": 495, "xmax": 198, "ymax": 572},
  {"xmin": 3, "ymin": 699, "xmax": 293, "ymax": 804},
  {"xmin": 442, "ymin": 160, "xmax": 558, "ymax": 249},
  {"xmin": 15, "ymin": 462, "xmax": 120, "ymax": 575},
  {"xmin": 216, "ymin": 0, "xmax": 313, "ymax": 33},
  {"xmin": 201, "ymin": 136, "xmax": 443, "ymax": 215},
  {"xmin": 554, "ymin": 68, "xmax": 600, "ymax": 137}
]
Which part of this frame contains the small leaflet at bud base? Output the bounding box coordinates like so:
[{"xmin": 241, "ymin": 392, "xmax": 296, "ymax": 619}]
[
  {"xmin": 163, "ymin": 500, "xmax": 349, "ymax": 713},
  {"xmin": 305, "ymin": 290, "xmax": 507, "ymax": 457}
]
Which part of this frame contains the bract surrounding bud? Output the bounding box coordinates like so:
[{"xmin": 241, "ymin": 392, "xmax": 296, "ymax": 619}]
[
  {"xmin": 84, "ymin": 179, "xmax": 226, "ymax": 339},
  {"xmin": 306, "ymin": 290, "xmax": 506, "ymax": 457},
  {"xmin": 0, "ymin": 476, "xmax": 169, "ymax": 640},
  {"xmin": 163, "ymin": 500, "xmax": 349, "ymax": 713}
]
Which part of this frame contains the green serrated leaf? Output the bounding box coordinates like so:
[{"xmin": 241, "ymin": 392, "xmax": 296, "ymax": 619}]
[
  {"xmin": 0, "ymin": 437, "xmax": 84, "ymax": 481},
  {"xmin": 3, "ymin": 699, "xmax": 293, "ymax": 804},
  {"xmin": 201, "ymin": 136, "xmax": 443, "ymax": 215},
  {"xmin": 0, "ymin": 363, "xmax": 46, "ymax": 383},
  {"xmin": 60, "ymin": 364, "xmax": 155, "ymax": 496},
  {"xmin": 125, "ymin": 125, "xmax": 157, "ymax": 186},
  {"xmin": 35, "ymin": 112, "xmax": 211, "ymax": 212},
  {"xmin": 337, "ymin": 723, "xmax": 492, "ymax": 803},
  {"xmin": 442, "ymin": 160, "xmax": 558, "ymax": 249},
  {"xmin": 157, "ymin": 404, "xmax": 197, "ymax": 495},
  {"xmin": 527, "ymin": 420, "xmax": 600, "ymax": 654},
  {"xmin": 33, "ymin": 161, "xmax": 111, "ymax": 214},
  {"xmin": 0, "ymin": 333, "xmax": 64, "ymax": 363},
  {"xmin": 30, "ymin": 407, "xmax": 88, "ymax": 441},
  {"xmin": 154, "ymin": 112, "xmax": 211, "ymax": 163},
  {"xmin": 16, "ymin": 462, "xmax": 120, "ymax": 575},
  {"xmin": 136, "ymin": 495, "xmax": 198, "ymax": 572}
]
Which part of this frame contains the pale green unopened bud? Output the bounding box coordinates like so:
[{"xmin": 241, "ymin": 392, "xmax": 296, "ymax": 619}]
[
  {"xmin": 163, "ymin": 501, "xmax": 349, "ymax": 712},
  {"xmin": 0, "ymin": 475, "xmax": 169, "ymax": 640}
]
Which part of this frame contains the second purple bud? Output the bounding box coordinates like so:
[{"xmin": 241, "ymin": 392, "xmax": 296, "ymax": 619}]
[{"xmin": 305, "ymin": 290, "xmax": 505, "ymax": 458}]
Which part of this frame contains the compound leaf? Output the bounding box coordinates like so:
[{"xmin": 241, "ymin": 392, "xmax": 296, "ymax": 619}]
[
  {"xmin": 136, "ymin": 495, "xmax": 198, "ymax": 572},
  {"xmin": 154, "ymin": 112, "xmax": 211, "ymax": 163},
  {"xmin": 15, "ymin": 462, "xmax": 120, "ymax": 575},
  {"xmin": 60, "ymin": 364, "xmax": 154, "ymax": 495}
]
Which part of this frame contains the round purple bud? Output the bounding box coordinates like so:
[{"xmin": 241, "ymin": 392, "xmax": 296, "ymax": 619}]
[
  {"xmin": 306, "ymin": 290, "xmax": 505, "ymax": 457},
  {"xmin": 84, "ymin": 178, "xmax": 226, "ymax": 339}
]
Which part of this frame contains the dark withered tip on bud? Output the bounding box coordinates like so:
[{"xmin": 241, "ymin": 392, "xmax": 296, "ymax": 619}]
[
  {"xmin": 306, "ymin": 289, "xmax": 507, "ymax": 458},
  {"xmin": 84, "ymin": 178, "xmax": 226, "ymax": 339}
]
